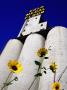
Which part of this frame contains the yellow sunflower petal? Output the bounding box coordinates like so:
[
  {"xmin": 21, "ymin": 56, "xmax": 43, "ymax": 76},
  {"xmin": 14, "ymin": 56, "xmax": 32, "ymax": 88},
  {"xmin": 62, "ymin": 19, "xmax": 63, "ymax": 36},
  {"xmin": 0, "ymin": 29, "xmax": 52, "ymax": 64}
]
[
  {"xmin": 51, "ymin": 82, "xmax": 61, "ymax": 90},
  {"xmin": 8, "ymin": 60, "xmax": 23, "ymax": 74},
  {"xmin": 50, "ymin": 62, "xmax": 57, "ymax": 73},
  {"xmin": 37, "ymin": 48, "xmax": 48, "ymax": 57}
]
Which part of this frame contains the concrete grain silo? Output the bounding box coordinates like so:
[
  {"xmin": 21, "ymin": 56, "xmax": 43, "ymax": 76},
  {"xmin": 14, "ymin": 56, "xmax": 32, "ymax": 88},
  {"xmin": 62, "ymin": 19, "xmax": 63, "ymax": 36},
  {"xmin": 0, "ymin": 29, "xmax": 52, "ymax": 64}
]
[
  {"xmin": 0, "ymin": 39, "xmax": 23, "ymax": 90},
  {"xmin": 7, "ymin": 6, "xmax": 48, "ymax": 90},
  {"xmin": 38, "ymin": 26, "xmax": 67, "ymax": 90}
]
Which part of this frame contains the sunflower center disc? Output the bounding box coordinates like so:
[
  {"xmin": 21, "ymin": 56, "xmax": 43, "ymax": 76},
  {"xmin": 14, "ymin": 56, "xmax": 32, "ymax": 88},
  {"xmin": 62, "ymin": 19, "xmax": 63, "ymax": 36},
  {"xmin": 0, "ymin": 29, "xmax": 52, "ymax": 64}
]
[
  {"xmin": 40, "ymin": 52, "xmax": 45, "ymax": 57},
  {"xmin": 55, "ymin": 86, "xmax": 59, "ymax": 90},
  {"xmin": 12, "ymin": 66, "xmax": 17, "ymax": 71}
]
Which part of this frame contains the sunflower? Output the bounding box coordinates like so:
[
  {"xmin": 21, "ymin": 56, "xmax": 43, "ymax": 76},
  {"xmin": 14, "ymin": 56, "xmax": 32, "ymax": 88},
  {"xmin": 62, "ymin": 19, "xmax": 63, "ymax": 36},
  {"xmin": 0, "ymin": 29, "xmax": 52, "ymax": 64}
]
[
  {"xmin": 37, "ymin": 48, "xmax": 48, "ymax": 57},
  {"xmin": 50, "ymin": 62, "xmax": 57, "ymax": 73},
  {"xmin": 8, "ymin": 60, "xmax": 23, "ymax": 74},
  {"xmin": 51, "ymin": 82, "xmax": 61, "ymax": 90}
]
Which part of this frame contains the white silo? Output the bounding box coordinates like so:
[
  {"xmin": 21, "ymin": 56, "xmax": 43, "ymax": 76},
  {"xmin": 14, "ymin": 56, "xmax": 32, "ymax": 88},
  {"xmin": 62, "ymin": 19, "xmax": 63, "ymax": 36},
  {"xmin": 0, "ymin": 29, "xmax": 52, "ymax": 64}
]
[
  {"xmin": 0, "ymin": 39, "xmax": 23, "ymax": 90},
  {"xmin": 38, "ymin": 26, "xmax": 67, "ymax": 90},
  {"xmin": 7, "ymin": 33, "xmax": 45, "ymax": 90},
  {"xmin": 7, "ymin": 6, "xmax": 47, "ymax": 90}
]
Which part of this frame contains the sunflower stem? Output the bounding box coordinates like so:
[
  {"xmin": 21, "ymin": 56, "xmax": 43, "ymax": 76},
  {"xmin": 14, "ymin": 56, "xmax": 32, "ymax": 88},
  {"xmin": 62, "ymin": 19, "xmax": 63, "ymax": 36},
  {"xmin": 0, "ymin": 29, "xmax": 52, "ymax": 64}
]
[
  {"xmin": 58, "ymin": 66, "xmax": 67, "ymax": 82},
  {"xmin": 28, "ymin": 67, "xmax": 39, "ymax": 90},
  {"xmin": 28, "ymin": 54, "xmax": 45, "ymax": 90},
  {"xmin": 5, "ymin": 72, "xmax": 12, "ymax": 82},
  {"xmin": 28, "ymin": 59, "xmax": 42, "ymax": 90},
  {"xmin": 7, "ymin": 77, "xmax": 16, "ymax": 84},
  {"xmin": 1, "ymin": 72, "xmax": 12, "ymax": 90},
  {"xmin": 28, "ymin": 77, "xmax": 37, "ymax": 90},
  {"xmin": 1, "ymin": 85, "xmax": 6, "ymax": 90},
  {"xmin": 54, "ymin": 72, "xmax": 56, "ymax": 82}
]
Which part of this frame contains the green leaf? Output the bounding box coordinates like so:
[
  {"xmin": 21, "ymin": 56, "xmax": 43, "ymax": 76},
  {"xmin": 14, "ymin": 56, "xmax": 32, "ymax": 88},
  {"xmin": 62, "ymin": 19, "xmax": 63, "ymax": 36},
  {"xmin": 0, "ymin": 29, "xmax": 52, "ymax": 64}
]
[
  {"xmin": 35, "ymin": 73, "xmax": 42, "ymax": 77},
  {"xmin": 44, "ymin": 57, "xmax": 48, "ymax": 59},
  {"xmin": 6, "ymin": 82, "xmax": 13, "ymax": 86},
  {"xmin": 44, "ymin": 71, "xmax": 46, "ymax": 74},
  {"xmin": 41, "ymin": 67, "xmax": 46, "ymax": 70},
  {"xmin": 14, "ymin": 77, "xmax": 18, "ymax": 81},
  {"xmin": 43, "ymin": 67, "xmax": 46, "ymax": 70},
  {"xmin": 34, "ymin": 61, "xmax": 41, "ymax": 66}
]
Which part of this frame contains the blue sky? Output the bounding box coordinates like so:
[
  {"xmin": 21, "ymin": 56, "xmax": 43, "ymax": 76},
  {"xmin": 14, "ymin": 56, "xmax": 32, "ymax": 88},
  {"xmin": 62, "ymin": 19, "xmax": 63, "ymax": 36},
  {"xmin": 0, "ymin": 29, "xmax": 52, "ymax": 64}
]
[{"xmin": 0, "ymin": 0, "xmax": 67, "ymax": 52}]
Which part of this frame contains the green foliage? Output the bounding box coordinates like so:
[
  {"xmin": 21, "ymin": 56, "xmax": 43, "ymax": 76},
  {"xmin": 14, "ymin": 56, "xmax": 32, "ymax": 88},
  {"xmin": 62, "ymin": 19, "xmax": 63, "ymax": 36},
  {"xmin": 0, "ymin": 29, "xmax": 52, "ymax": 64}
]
[
  {"xmin": 14, "ymin": 77, "xmax": 18, "ymax": 81},
  {"xmin": 34, "ymin": 61, "xmax": 41, "ymax": 66},
  {"xmin": 44, "ymin": 57, "xmax": 48, "ymax": 59},
  {"xmin": 41, "ymin": 67, "xmax": 46, "ymax": 70},
  {"xmin": 35, "ymin": 73, "xmax": 42, "ymax": 77},
  {"xmin": 43, "ymin": 71, "xmax": 46, "ymax": 74},
  {"xmin": 3, "ymin": 82, "xmax": 13, "ymax": 86},
  {"xmin": 6, "ymin": 82, "xmax": 13, "ymax": 86}
]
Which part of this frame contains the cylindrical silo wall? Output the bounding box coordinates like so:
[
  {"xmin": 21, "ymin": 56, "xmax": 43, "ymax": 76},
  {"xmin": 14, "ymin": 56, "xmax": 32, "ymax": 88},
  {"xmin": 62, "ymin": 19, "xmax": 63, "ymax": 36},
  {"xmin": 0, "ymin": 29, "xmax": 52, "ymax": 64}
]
[
  {"xmin": 0, "ymin": 39, "xmax": 23, "ymax": 90},
  {"xmin": 38, "ymin": 26, "xmax": 67, "ymax": 90},
  {"xmin": 7, "ymin": 34, "xmax": 45, "ymax": 90}
]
